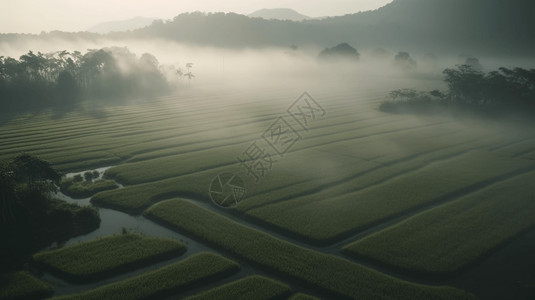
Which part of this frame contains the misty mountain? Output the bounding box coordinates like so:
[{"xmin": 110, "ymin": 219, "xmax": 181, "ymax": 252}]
[
  {"xmin": 126, "ymin": 0, "xmax": 534, "ymax": 56},
  {"xmin": 248, "ymin": 8, "xmax": 310, "ymax": 21},
  {"xmin": 330, "ymin": 0, "xmax": 535, "ymax": 55},
  {"xmin": 2, "ymin": 0, "xmax": 534, "ymax": 57},
  {"xmin": 87, "ymin": 17, "xmax": 156, "ymax": 33}
]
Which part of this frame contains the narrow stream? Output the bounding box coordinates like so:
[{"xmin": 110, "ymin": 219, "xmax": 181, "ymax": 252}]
[
  {"xmin": 45, "ymin": 167, "xmax": 319, "ymax": 298},
  {"xmin": 46, "ymin": 167, "xmax": 535, "ymax": 299},
  {"xmin": 45, "ymin": 168, "xmax": 221, "ymax": 296}
]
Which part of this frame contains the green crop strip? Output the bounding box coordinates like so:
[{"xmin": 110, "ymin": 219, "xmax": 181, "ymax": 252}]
[
  {"xmin": 33, "ymin": 233, "xmax": 186, "ymax": 282},
  {"xmin": 184, "ymin": 275, "xmax": 292, "ymax": 300},
  {"xmin": 51, "ymin": 252, "xmax": 240, "ymax": 300},
  {"xmin": 343, "ymin": 171, "xmax": 535, "ymax": 275},
  {"xmin": 0, "ymin": 271, "xmax": 52, "ymax": 300},
  {"xmin": 144, "ymin": 199, "xmax": 474, "ymax": 299}
]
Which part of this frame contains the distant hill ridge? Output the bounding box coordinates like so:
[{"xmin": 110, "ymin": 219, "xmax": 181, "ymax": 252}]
[
  {"xmin": 88, "ymin": 17, "xmax": 156, "ymax": 33},
  {"xmin": 248, "ymin": 8, "xmax": 311, "ymax": 21},
  {"xmin": 126, "ymin": 0, "xmax": 535, "ymax": 54},
  {"xmin": 4, "ymin": 0, "xmax": 534, "ymax": 56}
]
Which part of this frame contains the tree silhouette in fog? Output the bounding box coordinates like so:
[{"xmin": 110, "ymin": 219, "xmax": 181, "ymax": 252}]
[
  {"xmin": 0, "ymin": 48, "xmax": 172, "ymax": 116},
  {"xmin": 381, "ymin": 64, "xmax": 535, "ymax": 117},
  {"xmin": 183, "ymin": 63, "xmax": 195, "ymax": 84},
  {"xmin": 394, "ymin": 51, "xmax": 416, "ymax": 71},
  {"xmin": 318, "ymin": 43, "xmax": 360, "ymax": 62},
  {"xmin": 464, "ymin": 57, "xmax": 482, "ymax": 72},
  {"xmin": 0, "ymin": 154, "xmax": 99, "ymax": 271}
]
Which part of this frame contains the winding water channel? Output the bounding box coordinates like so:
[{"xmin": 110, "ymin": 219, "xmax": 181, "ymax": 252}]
[
  {"xmin": 42, "ymin": 167, "xmax": 535, "ymax": 299},
  {"xmin": 44, "ymin": 167, "xmax": 321, "ymax": 298}
]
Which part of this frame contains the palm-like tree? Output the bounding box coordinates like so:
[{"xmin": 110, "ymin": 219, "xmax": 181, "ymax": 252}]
[{"xmin": 184, "ymin": 63, "xmax": 195, "ymax": 82}]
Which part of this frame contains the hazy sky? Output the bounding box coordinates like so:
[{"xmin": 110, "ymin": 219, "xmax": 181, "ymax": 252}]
[{"xmin": 1, "ymin": 0, "xmax": 393, "ymax": 34}]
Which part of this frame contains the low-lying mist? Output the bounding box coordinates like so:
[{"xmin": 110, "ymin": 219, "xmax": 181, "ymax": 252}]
[{"xmin": 1, "ymin": 36, "xmax": 534, "ymax": 125}]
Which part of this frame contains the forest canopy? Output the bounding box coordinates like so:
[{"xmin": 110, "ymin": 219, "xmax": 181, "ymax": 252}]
[
  {"xmin": 0, "ymin": 48, "xmax": 173, "ymax": 115},
  {"xmin": 0, "ymin": 154, "xmax": 100, "ymax": 271},
  {"xmin": 380, "ymin": 64, "xmax": 535, "ymax": 118}
]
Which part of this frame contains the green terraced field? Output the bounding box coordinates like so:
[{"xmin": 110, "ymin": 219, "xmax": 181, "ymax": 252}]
[
  {"xmin": 144, "ymin": 198, "xmax": 475, "ymax": 299},
  {"xmin": 343, "ymin": 171, "xmax": 535, "ymax": 275},
  {"xmin": 33, "ymin": 233, "xmax": 186, "ymax": 282},
  {"xmin": 50, "ymin": 252, "xmax": 240, "ymax": 300},
  {"xmin": 245, "ymin": 151, "xmax": 534, "ymax": 244},
  {"xmin": 0, "ymin": 271, "xmax": 52, "ymax": 300},
  {"xmin": 184, "ymin": 275, "xmax": 292, "ymax": 300},
  {"xmin": 1, "ymin": 78, "xmax": 534, "ymax": 299},
  {"xmin": 235, "ymin": 129, "xmax": 505, "ymax": 212},
  {"xmin": 104, "ymin": 144, "xmax": 242, "ymax": 185},
  {"xmin": 288, "ymin": 294, "xmax": 321, "ymax": 300},
  {"xmin": 91, "ymin": 149, "xmax": 368, "ymax": 213}
]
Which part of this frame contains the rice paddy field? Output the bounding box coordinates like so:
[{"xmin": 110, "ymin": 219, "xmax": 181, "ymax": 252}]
[
  {"xmin": 0, "ymin": 271, "xmax": 52, "ymax": 299},
  {"xmin": 183, "ymin": 275, "xmax": 292, "ymax": 300},
  {"xmin": 33, "ymin": 233, "xmax": 186, "ymax": 283},
  {"xmin": 1, "ymin": 74, "xmax": 535, "ymax": 299}
]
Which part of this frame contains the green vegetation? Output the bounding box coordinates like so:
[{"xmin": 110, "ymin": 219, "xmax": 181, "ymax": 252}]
[
  {"xmin": 0, "ymin": 271, "xmax": 52, "ymax": 300},
  {"xmin": 51, "ymin": 252, "xmax": 240, "ymax": 300},
  {"xmin": 236, "ymin": 128, "xmax": 500, "ymax": 212},
  {"xmin": 36, "ymin": 199, "xmax": 100, "ymax": 245},
  {"xmin": 145, "ymin": 199, "xmax": 474, "ymax": 299},
  {"xmin": 343, "ymin": 171, "xmax": 535, "ymax": 275},
  {"xmin": 184, "ymin": 275, "xmax": 292, "ymax": 300},
  {"xmin": 33, "ymin": 232, "xmax": 186, "ymax": 282},
  {"xmin": 379, "ymin": 89, "xmax": 443, "ymax": 114},
  {"xmin": 288, "ymin": 294, "xmax": 321, "ymax": 300},
  {"xmin": 1, "ymin": 71, "xmax": 534, "ymax": 299},
  {"xmin": 91, "ymin": 174, "xmax": 206, "ymax": 213},
  {"xmin": 91, "ymin": 150, "xmax": 366, "ymax": 213},
  {"xmin": 60, "ymin": 177, "xmax": 118, "ymax": 198},
  {"xmin": 90, "ymin": 119, "xmax": 477, "ymax": 214},
  {"xmin": 103, "ymin": 145, "xmax": 240, "ymax": 185},
  {"xmin": 381, "ymin": 64, "xmax": 535, "ymax": 117},
  {"xmin": 0, "ymin": 48, "xmax": 171, "ymax": 115},
  {"xmin": 318, "ymin": 43, "xmax": 360, "ymax": 62},
  {"xmin": 245, "ymin": 151, "xmax": 532, "ymax": 244},
  {"xmin": 0, "ymin": 154, "xmax": 100, "ymax": 270},
  {"xmin": 394, "ymin": 51, "xmax": 417, "ymax": 71}
]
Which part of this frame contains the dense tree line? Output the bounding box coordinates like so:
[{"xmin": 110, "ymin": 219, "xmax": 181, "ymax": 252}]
[
  {"xmin": 380, "ymin": 64, "xmax": 535, "ymax": 118},
  {"xmin": 443, "ymin": 65, "xmax": 535, "ymax": 108},
  {"xmin": 0, "ymin": 154, "xmax": 100, "ymax": 271},
  {"xmin": 0, "ymin": 47, "xmax": 171, "ymax": 115}
]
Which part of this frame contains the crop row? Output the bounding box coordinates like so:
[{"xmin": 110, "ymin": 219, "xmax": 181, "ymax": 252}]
[
  {"xmin": 51, "ymin": 252, "xmax": 240, "ymax": 300},
  {"xmin": 343, "ymin": 170, "xmax": 535, "ymax": 275},
  {"xmin": 184, "ymin": 275, "xmax": 292, "ymax": 300},
  {"xmin": 144, "ymin": 198, "xmax": 474, "ymax": 299},
  {"xmin": 0, "ymin": 271, "xmax": 52, "ymax": 300},
  {"xmin": 236, "ymin": 127, "xmax": 503, "ymax": 212},
  {"xmin": 33, "ymin": 232, "xmax": 186, "ymax": 282},
  {"xmin": 245, "ymin": 151, "xmax": 533, "ymax": 244},
  {"xmin": 91, "ymin": 147, "xmax": 370, "ymax": 213},
  {"xmin": 101, "ymin": 113, "xmax": 448, "ymax": 185},
  {"xmin": 89, "ymin": 118, "xmax": 476, "ymax": 213}
]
